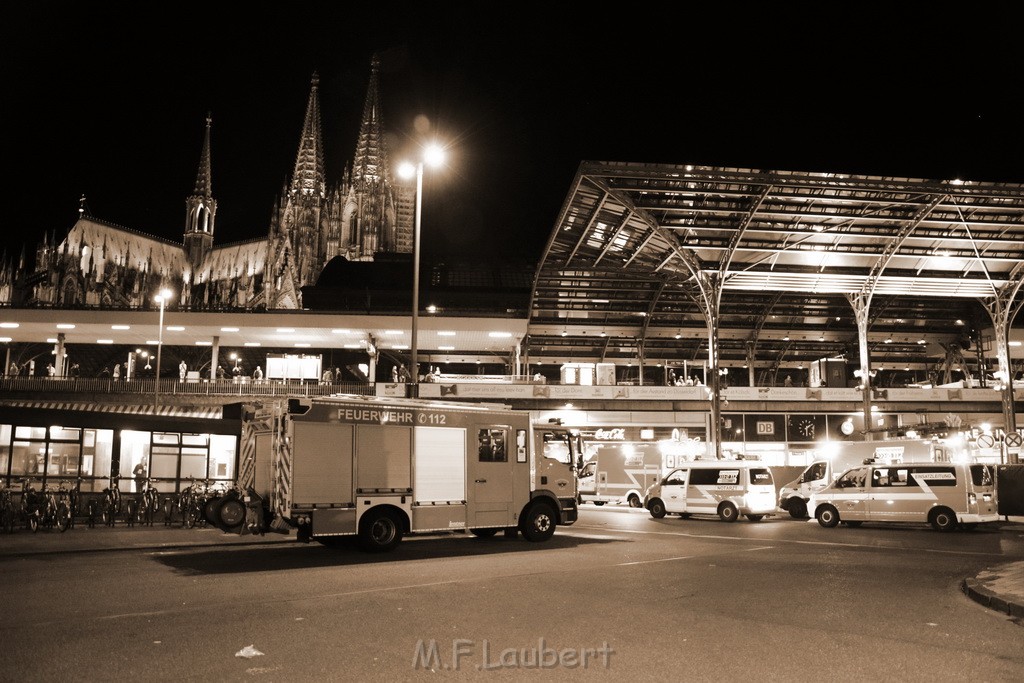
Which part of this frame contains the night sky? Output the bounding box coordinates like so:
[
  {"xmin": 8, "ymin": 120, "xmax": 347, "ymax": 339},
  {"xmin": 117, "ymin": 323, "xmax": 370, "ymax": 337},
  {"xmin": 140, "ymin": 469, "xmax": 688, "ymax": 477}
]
[{"xmin": 3, "ymin": 5, "xmax": 1021, "ymax": 268}]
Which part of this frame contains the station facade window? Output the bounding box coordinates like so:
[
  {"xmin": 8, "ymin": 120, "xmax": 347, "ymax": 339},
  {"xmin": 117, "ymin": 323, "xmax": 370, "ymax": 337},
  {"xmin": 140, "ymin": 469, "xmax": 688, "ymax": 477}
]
[{"xmin": 0, "ymin": 421, "xmax": 236, "ymax": 495}]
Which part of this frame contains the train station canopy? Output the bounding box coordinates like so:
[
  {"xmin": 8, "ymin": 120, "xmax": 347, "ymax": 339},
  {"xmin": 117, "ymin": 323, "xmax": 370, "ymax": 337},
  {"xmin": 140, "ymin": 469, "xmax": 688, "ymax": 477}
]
[{"xmin": 527, "ymin": 161, "xmax": 1024, "ymax": 377}]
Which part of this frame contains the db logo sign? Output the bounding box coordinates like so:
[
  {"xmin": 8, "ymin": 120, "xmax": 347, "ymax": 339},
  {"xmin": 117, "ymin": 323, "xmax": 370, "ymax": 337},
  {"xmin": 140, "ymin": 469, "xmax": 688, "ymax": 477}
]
[{"xmin": 756, "ymin": 421, "xmax": 775, "ymax": 435}]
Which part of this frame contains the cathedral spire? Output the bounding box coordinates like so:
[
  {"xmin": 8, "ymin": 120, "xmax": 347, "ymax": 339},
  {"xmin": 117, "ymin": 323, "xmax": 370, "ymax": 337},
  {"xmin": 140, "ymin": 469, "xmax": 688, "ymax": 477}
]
[
  {"xmin": 290, "ymin": 73, "xmax": 326, "ymax": 198},
  {"xmin": 184, "ymin": 114, "xmax": 217, "ymax": 267},
  {"xmin": 351, "ymin": 53, "xmax": 389, "ymax": 185},
  {"xmin": 194, "ymin": 113, "xmax": 214, "ymax": 198}
]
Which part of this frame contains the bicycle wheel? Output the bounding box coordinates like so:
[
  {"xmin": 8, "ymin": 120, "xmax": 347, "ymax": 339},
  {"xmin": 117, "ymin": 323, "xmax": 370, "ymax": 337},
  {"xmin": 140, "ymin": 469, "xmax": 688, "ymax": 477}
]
[
  {"xmin": 55, "ymin": 502, "xmax": 72, "ymax": 532},
  {"xmin": 124, "ymin": 500, "xmax": 137, "ymax": 527}
]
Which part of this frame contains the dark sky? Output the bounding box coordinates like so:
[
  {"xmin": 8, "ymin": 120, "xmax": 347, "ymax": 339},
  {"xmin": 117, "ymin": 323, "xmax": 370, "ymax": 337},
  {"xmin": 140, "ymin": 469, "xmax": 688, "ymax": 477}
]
[{"xmin": 3, "ymin": 5, "xmax": 1022, "ymax": 267}]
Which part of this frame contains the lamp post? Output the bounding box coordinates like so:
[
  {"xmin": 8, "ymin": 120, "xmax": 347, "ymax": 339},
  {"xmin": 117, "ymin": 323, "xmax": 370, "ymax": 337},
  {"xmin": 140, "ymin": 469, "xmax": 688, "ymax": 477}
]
[
  {"xmin": 399, "ymin": 143, "xmax": 445, "ymax": 396},
  {"xmin": 153, "ymin": 289, "xmax": 172, "ymax": 410}
]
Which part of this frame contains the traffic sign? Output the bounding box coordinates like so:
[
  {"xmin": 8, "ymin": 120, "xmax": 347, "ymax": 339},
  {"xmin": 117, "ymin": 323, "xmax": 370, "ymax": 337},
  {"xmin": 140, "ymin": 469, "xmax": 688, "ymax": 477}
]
[
  {"xmin": 977, "ymin": 434, "xmax": 995, "ymax": 448},
  {"xmin": 1005, "ymin": 432, "xmax": 1023, "ymax": 447}
]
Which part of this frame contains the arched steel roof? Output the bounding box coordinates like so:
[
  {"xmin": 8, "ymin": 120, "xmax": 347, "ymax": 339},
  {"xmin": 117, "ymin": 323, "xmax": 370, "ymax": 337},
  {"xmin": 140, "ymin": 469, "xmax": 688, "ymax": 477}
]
[{"xmin": 528, "ymin": 161, "xmax": 1024, "ymax": 375}]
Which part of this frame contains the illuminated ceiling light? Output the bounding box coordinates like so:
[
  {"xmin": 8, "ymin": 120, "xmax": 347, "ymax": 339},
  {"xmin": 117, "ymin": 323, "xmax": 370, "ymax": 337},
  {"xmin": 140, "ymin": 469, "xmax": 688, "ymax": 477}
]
[
  {"xmin": 384, "ymin": 330, "xmax": 402, "ymax": 336},
  {"xmin": 674, "ymin": 334, "xmax": 681, "ymax": 339},
  {"xmin": 392, "ymin": 344, "xmax": 409, "ymax": 350},
  {"xmin": 0, "ymin": 323, "xmax": 19, "ymax": 329},
  {"xmin": 884, "ymin": 338, "xmax": 892, "ymax": 344},
  {"xmin": 221, "ymin": 327, "xmax": 239, "ymax": 332},
  {"xmin": 592, "ymin": 299, "xmax": 609, "ymax": 303},
  {"xmin": 561, "ymin": 331, "xmax": 568, "ymax": 337},
  {"xmin": 950, "ymin": 178, "xmax": 964, "ymax": 185},
  {"xmin": 437, "ymin": 331, "xmax": 456, "ymax": 336},
  {"xmin": 97, "ymin": 339, "xmax": 114, "ymax": 344},
  {"xmin": 343, "ymin": 343, "xmax": 362, "ymax": 349},
  {"xmin": 835, "ymin": 317, "xmax": 840, "ymax": 321},
  {"xmin": 0, "ymin": 337, "xmax": 11, "ymax": 343},
  {"xmin": 955, "ymin": 319, "xmax": 964, "ymax": 325},
  {"xmin": 488, "ymin": 331, "xmax": 512, "ymax": 338},
  {"xmin": 917, "ymin": 339, "xmax": 926, "ymax": 345},
  {"xmin": 783, "ymin": 336, "xmax": 790, "ymax": 341},
  {"xmin": 276, "ymin": 328, "xmax": 295, "ymax": 333},
  {"xmin": 426, "ymin": 305, "xmax": 437, "ymax": 313},
  {"xmin": 600, "ymin": 332, "xmax": 606, "ymax": 337},
  {"xmin": 294, "ymin": 343, "xmax": 310, "ymax": 348},
  {"xmin": 56, "ymin": 323, "xmax": 76, "ymax": 330},
  {"xmin": 439, "ymin": 345, "xmax": 455, "ymax": 351},
  {"xmin": 818, "ymin": 336, "xmax": 825, "ymax": 342},
  {"xmin": 146, "ymin": 340, "xmax": 160, "ymax": 345},
  {"xmin": 244, "ymin": 342, "xmax": 261, "ymax": 347},
  {"xmin": 331, "ymin": 329, "xmax": 351, "ymax": 334},
  {"xmin": 167, "ymin": 326, "xmax": 185, "ymax": 332},
  {"xmin": 1009, "ymin": 341, "xmax": 1022, "ymax": 347},
  {"xmin": 195, "ymin": 341, "xmax": 212, "ymax": 346},
  {"xmin": 46, "ymin": 338, "xmax": 57, "ymax": 343},
  {"xmin": 111, "ymin": 325, "xmax": 131, "ymax": 330}
]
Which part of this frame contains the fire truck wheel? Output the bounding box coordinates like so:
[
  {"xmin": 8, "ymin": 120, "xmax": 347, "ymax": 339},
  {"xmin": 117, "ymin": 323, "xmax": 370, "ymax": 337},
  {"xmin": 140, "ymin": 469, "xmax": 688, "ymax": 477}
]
[
  {"xmin": 521, "ymin": 504, "xmax": 556, "ymax": 542},
  {"xmin": 718, "ymin": 502, "xmax": 739, "ymax": 523},
  {"xmin": 470, "ymin": 528, "xmax": 500, "ymax": 538},
  {"xmin": 816, "ymin": 504, "xmax": 840, "ymax": 528},
  {"xmin": 627, "ymin": 494, "xmax": 642, "ymax": 508},
  {"xmin": 358, "ymin": 509, "xmax": 403, "ymax": 552},
  {"xmin": 929, "ymin": 507, "xmax": 957, "ymax": 532},
  {"xmin": 648, "ymin": 498, "xmax": 666, "ymax": 519}
]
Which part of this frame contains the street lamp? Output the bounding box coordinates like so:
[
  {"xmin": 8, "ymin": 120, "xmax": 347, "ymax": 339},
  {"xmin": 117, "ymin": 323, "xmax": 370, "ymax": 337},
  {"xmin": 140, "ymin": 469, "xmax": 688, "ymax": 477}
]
[
  {"xmin": 398, "ymin": 142, "xmax": 445, "ymax": 395},
  {"xmin": 153, "ymin": 288, "xmax": 172, "ymax": 410}
]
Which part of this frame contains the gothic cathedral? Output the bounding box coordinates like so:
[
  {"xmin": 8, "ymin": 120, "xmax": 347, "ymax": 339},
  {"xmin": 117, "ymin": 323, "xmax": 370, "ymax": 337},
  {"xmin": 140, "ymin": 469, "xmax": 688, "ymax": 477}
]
[{"xmin": 3, "ymin": 55, "xmax": 415, "ymax": 311}]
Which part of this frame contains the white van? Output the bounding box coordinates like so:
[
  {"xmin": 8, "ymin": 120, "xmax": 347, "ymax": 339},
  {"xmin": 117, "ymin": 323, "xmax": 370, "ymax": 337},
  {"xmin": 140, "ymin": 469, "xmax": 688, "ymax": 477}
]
[
  {"xmin": 808, "ymin": 461, "xmax": 998, "ymax": 531},
  {"xmin": 644, "ymin": 460, "xmax": 776, "ymax": 523},
  {"xmin": 778, "ymin": 439, "xmax": 940, "ymax": 519}
]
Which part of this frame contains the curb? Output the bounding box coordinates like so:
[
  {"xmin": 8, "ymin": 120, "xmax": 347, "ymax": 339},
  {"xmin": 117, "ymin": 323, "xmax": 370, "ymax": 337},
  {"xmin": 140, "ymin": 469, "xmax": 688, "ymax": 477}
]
[{"xmin": 961, "ymin": 578, "xmax": 1024, "ymax": 620}]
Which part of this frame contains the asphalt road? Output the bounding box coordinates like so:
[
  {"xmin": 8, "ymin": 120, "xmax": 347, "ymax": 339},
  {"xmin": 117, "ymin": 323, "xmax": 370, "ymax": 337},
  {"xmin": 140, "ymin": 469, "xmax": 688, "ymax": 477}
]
[{"xmin": 2, "ymin": 507, "xmax": 1022, "ymax": 681}]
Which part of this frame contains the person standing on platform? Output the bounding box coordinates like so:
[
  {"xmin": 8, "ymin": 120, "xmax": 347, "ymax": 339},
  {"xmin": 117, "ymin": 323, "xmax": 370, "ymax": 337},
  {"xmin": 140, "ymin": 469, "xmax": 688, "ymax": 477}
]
[
  {"xmin": 179, "ymin": 360, "xmax": 187, "ymax": 382},
  {"xmin": 253, "ymin": 366, "xmax": 263, "ymax": 383},
  {"xmin": 113, "ymin": 363, "xmax": 121, "ymax": 381}
]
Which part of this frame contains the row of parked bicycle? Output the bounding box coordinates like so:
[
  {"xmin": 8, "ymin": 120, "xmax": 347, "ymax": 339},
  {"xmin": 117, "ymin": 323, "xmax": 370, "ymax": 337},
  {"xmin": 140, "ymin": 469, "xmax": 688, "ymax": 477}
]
[{"xmin": 0, "ymin": 476, "xmax": 260, "ymax": 534}]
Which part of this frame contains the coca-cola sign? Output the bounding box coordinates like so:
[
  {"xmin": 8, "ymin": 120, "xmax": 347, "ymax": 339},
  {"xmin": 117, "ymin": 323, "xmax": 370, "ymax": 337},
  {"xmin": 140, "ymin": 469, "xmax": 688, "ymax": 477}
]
[{"xmin": 593, "ymin": 428, "xmax": 626, "ymax": 440}]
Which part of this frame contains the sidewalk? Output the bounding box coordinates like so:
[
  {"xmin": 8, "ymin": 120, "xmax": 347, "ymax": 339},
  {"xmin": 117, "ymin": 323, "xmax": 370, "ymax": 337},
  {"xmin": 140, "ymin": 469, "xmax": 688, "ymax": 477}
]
[
  {"xmin": 2, "ymin": 517, "xmax": 1022, "ymax": 621},
  {"xmin": 0, "ymin": 522, "xmax": 293, "ymax": 557}
]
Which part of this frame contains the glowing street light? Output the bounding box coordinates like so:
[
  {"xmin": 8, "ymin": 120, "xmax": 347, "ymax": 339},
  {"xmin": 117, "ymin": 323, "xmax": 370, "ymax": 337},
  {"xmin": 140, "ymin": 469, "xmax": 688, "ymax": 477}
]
[
  {"xmin": 398, "ymin": 142, "xmax": 445, "ymax": 394},
  {"xmin": 153, "ymin": 288, "xmax": 172, "ymax": 410}
]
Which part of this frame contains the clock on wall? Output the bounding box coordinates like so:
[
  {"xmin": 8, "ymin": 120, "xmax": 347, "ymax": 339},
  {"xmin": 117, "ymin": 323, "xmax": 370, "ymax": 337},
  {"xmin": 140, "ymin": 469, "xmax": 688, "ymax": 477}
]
[
  {"xmin": 788, "ymin": 414, "xmax": 825, "ymax": 441},
  {"xmin": 840, "ymin": 419, "xmax": 856, "ymax": 435}
]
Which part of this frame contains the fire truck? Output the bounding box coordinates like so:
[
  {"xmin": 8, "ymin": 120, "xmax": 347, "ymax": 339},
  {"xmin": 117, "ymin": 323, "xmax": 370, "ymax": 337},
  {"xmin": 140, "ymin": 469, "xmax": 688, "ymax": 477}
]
[{"xmin": 245, "ymin": 395, "xmax": 581, "ymax": 551}]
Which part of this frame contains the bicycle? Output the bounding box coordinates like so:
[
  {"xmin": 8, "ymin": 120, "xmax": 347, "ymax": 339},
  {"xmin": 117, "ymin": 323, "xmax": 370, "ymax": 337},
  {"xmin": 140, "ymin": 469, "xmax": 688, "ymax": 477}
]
[
  {"xmin": 50, "ymin": 482, "xmax": 73, "ymax": 533},
  {"xmin": 137, "ymin": 478, "xmax": 160, "ymax": 527},
  {"xmin": 21, "ymin": 479, "xmax": 44, "ymax": 532},
  {"xmin": 0, "ymin": 483, "xmax": 18, "ymax": 534},
  {"xmin": 100, "ymin": 475, "xmax": 123, "ymax": 527}
]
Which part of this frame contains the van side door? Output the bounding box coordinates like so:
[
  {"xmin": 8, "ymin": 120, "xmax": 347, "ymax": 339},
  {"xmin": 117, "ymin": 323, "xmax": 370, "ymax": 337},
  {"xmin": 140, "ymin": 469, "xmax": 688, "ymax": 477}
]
[
  {"xmin": 660, "ymin": 469, "xmax": 688, "ymax": 513},
  {"xmin": 832, "ymin": 467, "xmax": 870, "ymax": 521}
]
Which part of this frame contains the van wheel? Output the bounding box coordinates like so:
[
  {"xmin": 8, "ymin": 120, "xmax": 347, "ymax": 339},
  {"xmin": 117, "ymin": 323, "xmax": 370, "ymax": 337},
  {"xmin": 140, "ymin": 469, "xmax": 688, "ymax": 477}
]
[
  {"xmin": 593, "ymin": 501, "xmax": 605, "ymax": 506},
  {"xmin": 678, "ymin": 513, "xmax": 691, "ymax": 519},
  {"xmin": 718, "ymin": 503, "xmax": 739, "ymax": 523},
  {"xmin": 648, "ymin": 498, "xmax": 666, "ymax": 519},
  {"xmin": 746, "ymin": 514, "xmax": 764, "ymax": 522},
  {"xmin": 627, "ymin": 494, "xmax": 642, "ymax": 508},
  {"xmin": 929, "ymin": 507, "xmax": 957, "ymax": 532},
  {"xmin": 521, "ymin": 504, "xmax": 556, "ymax": 542},
  {"xmin": 358, "ymin": 509, "xmax": 403, "ymax": 552},
  {"xmin": 470, "ymin": 527, "xmax": 499, "ymax": 538},
  {"xmin": 816, "ymin": 504, "xmax": 840, "ymax": 528},
  {"xmin": 787, "ymin": 499, "xmax": 808, "ymax": 519}
]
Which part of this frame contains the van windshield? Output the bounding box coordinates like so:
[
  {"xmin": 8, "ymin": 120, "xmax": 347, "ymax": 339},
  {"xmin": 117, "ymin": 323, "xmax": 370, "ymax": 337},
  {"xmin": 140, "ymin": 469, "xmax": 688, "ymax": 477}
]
[{"xmin": 800, "ymin": 462, "xmax": 827, "ymax": 483}]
